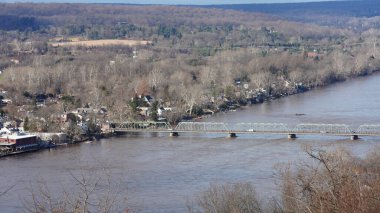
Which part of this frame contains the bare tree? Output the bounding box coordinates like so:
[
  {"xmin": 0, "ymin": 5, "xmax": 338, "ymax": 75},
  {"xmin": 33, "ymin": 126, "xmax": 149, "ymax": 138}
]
[
  {"xmin": 188, "ymin": 182, "xmax": 262, "ymax": 213},
  {"xmin": 278, "ymin": 146, "xmax": 380, "ymax": 213},
  {"xmin": 23, "ymin": 164, "xmax": 126, "ymax": 213}
]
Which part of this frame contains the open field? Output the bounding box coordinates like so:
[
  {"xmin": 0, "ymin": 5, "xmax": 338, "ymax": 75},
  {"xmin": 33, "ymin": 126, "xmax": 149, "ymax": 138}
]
[{"xmin": 50, "ymin": 39, "xmax": 152, "ymax": 47}]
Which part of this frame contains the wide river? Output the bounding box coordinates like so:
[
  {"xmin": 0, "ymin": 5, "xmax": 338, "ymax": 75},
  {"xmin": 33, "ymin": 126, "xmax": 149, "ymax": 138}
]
[{"xmin": 2, "ymin": 73, "xmax": 380, "ymax": 212}]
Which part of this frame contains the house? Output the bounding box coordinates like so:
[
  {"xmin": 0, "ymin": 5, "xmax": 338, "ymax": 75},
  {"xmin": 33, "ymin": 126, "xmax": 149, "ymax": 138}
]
[
  {"xmin": 98, "ymin": 107, "xmax": 108, "ymax": 114},
  {"xmin": 77, "ymin": 122, "xmax": 88, "ymax": 134},
  {"xmin": 2, "ymin": 99, "xmax": 12, "ymax": 104},
  {"xmin": 307, "ymin": 52, "xmax": 318, "ymax": 58},
  {"xmin": 56, "ymin": 114, "xmax": 68, "ymax": 123},
  {"xmin": 3, "ymin": 122, "xmax": 16, "ymax": 129},
  {"xmin": 10, "ymin": 59, "xmax": 20, "ymax": 64},
  {"xmin": 137, "ymin": 107, "xmax": 151, "ymax": 116},
  {"xmin": 306, "ymin": 51, "xmax": 323, "ymax": 59},
  {"xmin": 157, "ymin": 107, "xmax": 173, "ymax": 116},
  {"xmin": 101, "ymin": 123, "xmax": 110, "ymax": 133},
  {"xmin": 36, "ymin": 94, "xmax": 47, "ymax": 103},
  {"xmin": 143, "ymin": 95, "xmax": 154, "ymax": 106},
  {"xmin": 0, "ymin": 127, "xmax": 12, "ymax": 135},
  {"xmin": 158, "ymin": 107, "xmax": 165, "ymax": 116}
]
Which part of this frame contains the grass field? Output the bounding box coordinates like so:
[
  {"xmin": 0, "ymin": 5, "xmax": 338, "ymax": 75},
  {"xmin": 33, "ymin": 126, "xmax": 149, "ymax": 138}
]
[{"xmin": 50, "ymin": 39, "xmax": 152, "ymax": 47}]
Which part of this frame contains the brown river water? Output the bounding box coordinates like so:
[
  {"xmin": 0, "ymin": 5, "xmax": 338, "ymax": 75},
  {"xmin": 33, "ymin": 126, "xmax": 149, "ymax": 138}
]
[{"xmin": 1, "ymin": 73, "xmax": 380, "ymax": 212}]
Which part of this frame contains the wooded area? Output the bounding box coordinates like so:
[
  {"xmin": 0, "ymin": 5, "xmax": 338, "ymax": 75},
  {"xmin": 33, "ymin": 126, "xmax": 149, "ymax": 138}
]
[
  {"xmin": 0, "ymin": 2, "xmax": 379, "ymax": 130},
  {"xmin": 1, "ymin": 2, "xmax": 380, "ymax": 212}
]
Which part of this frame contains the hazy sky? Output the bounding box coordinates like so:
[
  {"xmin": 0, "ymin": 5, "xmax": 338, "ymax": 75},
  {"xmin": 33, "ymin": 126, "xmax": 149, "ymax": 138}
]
[{"xmin": 0, "ymin": 0, "xmax": 343, "ymax": 5}]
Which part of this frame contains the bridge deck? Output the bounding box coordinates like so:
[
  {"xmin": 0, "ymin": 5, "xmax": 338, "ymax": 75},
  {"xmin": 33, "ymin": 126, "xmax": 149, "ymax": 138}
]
[{"xmin": 111, "ymin": 122, "xmax": 380, "ymax": 137}]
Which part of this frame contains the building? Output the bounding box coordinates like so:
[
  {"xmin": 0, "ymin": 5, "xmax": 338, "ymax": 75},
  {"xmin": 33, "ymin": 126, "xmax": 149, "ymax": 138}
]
[
  {"xmin": 0, "ymin": 133, "xmax": 39, "ymax": 151},
  {"xmin": 143, "ymin": 95, "xmax": 154, "ymax": 106}
]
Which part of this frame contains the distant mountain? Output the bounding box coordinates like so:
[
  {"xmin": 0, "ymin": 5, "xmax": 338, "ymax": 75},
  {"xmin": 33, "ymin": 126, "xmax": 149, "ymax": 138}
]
[{"xmin": 202, "ymin": 1, "xmax": 380, "ymax": 18}]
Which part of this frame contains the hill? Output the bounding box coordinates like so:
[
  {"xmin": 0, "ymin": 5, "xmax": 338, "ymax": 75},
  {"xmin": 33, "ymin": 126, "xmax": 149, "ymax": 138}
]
[
  {"xmin": 203, "ymin": 1, "xmax": 380, "ymax": 18},
  {"xmin": 201, "ymin": 0, "xmax": 380, "ymax": 29}
]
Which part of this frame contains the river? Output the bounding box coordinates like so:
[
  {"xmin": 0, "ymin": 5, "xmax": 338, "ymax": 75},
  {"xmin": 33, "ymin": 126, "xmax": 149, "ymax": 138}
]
[{"xmin": 1, "ymin": 73, "xmax": 380, "ymax": 212}]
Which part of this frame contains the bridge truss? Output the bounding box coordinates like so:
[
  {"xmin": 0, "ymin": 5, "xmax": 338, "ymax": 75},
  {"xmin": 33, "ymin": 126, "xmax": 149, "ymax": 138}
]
[
  {"xmin": 175, "ymin": 122, "xmax": 229, "ymax": 132},
  {"xmin": 230, "ymin": 123, "xmax": 289, "ymax": 133},
  {"xmin": 292, "ymin": 124, "xmax": 352, "ymax": 135},
  {"xmin": 356, "ymin": 125, "xmax": 380, "ymax": 135},
  {"xmin": 112, "ymin": 122, "xmax": 172, "ymax": 132},
  {"xmin": 110, "ymin": 121, "xmax": 380, "ymax": 137}
]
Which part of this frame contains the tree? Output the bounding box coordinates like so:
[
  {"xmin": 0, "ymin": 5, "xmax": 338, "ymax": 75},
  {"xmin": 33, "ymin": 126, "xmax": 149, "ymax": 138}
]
[
  {"xmin": 183, "ymin": 85, "xmax": 202, "ymax": 118},
  {"xmin": 24, "ymin": 164, "xmax": 126, "ymax": 213},
  {"xmin": 148, "ymin": 67, "xmax": 163, "ymax": 91},
  {"xmin": 23, "ymin": 116, "xmax": 29, "ymax": 131},
  {"xmin": 279, "ymin": 146, "xmax": 380, "ymax": 213},
  {"xmin": 86, "ymin": 116, "xmax": 101, "ymax": 137},
  {"xmin": 187, "ymin": 183, "xmax": 262, "ymax": 213},
  {"xmin": 66, "ymin": 121, "xmax": 83, "ymax": 142},
  {"xmin": 150, "ymin": 101, "xmax": 159, "ymax": 121},
  {"xmin": 61, "ymin": 95, "xmax": 75, "ymax": 113}
]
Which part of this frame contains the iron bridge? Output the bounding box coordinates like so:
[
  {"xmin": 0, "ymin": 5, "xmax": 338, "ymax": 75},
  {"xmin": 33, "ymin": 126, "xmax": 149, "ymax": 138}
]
[{"xmin": 110, "ymin": 122, "xmax": 380, "ymax": 139}]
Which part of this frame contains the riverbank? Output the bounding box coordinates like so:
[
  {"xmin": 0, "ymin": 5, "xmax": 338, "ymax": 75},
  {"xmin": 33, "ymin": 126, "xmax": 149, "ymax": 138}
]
[
  {"xmin": 194, "ymin": 68, "xmax": 380, "ymax": 122},
  {"xmin": 2, "ymin": 69, "xmax": 380, "ymax": 159},
  {"xmin": 0, "ymin": 130, "xmax": 117, "ymax": 158},
  {"xmin": 2, "ymin": 69, "xmax": 380, "ymax": 212}
]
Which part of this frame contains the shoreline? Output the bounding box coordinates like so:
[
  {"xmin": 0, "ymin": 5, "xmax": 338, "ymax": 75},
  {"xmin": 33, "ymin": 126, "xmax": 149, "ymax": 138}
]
[
  {"xmin": 1, "ymin": 70, "xmax": 379, "ymax": 158},
  {"xmin": 196, "ymin": 69, "xmax": 380, "ymax": 120},
  {"xmin": 0, "ymin": 146, "xmax": 44, "ymax": 158}
]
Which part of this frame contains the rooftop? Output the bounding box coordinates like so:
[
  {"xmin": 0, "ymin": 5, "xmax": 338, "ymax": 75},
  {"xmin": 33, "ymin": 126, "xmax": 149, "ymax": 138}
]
[{"xmin": 0, "ymin": 134, "xmax": 37, "ymax": 140}]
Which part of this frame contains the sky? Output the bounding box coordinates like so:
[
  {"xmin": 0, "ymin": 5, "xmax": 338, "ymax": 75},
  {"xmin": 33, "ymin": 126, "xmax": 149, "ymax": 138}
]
[{"xmin": 0, "ymin": 0, "xmax": 344, "ymax": 5}]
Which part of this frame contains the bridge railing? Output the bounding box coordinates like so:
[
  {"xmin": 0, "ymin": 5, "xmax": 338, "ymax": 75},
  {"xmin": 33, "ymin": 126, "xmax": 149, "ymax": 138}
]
[
  {"xmin": 292, "ymin": 124, "xmax": 353, "ymax": 134},
  {"xmin": 111, "ymin": 122, "xmax": 172, "ymax": 131},
  {"xmin": 110, "ymin": 121, "xmax": 380, "ymax": 136},
  {"xmin": 356, "ymin": 125, "xmax": 380, "ymax": 135},
  {"xmin": 230, "ymin": 123, "xmax": 289, "ymax": 133}
]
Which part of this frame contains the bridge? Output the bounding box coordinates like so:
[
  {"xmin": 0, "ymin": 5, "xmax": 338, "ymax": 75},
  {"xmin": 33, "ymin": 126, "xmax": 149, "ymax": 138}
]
[{"xmin": 110, "ymin": 122, "xmax": 380, "ymax": 140}]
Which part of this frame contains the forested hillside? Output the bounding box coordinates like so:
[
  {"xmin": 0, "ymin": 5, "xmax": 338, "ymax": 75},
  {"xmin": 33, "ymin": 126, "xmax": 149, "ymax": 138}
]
[
  {"xmin": 0, "ymin": 3, "xmax": 379, "ymax": 132},
  {"xmin": 203, "ymin": 1, "xmax": 380, "ymax": 30},
  {"xmin": 205, "ymin": 1, "xmax": 380, "ymax": 18}
]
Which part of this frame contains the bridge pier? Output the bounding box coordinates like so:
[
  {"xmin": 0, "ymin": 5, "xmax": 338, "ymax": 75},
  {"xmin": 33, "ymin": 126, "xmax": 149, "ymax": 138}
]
[
  {"xmin": 228, "ymin": 133, "xmax": 237, "ymax": 138},
  {"xmin": 288, "ymin": 134, "xmax": 297, "ymax": 139},
  {"xmin": 351, "ymin": 135, "xmax": 359, "ymax": 140},
  {"xmin": 170, "ymin": 132, "xmax": 179, "ymax": 137}
]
